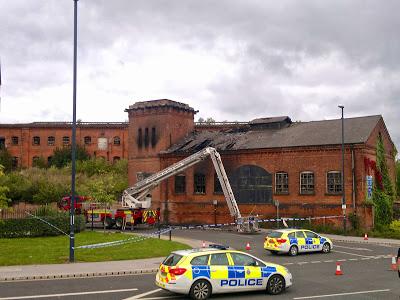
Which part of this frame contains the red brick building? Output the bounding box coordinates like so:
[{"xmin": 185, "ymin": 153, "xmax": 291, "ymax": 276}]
[
  {"xmin": 125, "ymin": 99, "xmax": 396, "ymax": 228},
  {"xmin": 0, "ymin": 122, "xmax": 128, "ymax": 167}
]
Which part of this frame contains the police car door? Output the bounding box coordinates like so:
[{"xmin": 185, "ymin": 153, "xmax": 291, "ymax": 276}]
[
  {"xmin": 209, "ymin": 253, "xmax": 232, "ymax": 292},
  {"xmin": 228, "ymin": 252, "xmax": 264, "ymax": 291},
  {"xmin": 304, "ymin": 230, "xmax": 321, "ymax": 251},
  {"xmin": 295, "ymin": 231, "xmax": 307, "ymax": 253}
]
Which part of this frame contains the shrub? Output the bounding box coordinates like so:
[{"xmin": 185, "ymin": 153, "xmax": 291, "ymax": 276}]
[{"xmin": 0, "ymin": 213, "xmax": 85, "ymax": 238}]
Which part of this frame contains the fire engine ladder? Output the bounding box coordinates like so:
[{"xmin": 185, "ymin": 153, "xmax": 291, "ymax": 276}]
[{"xmin": 122, "ymin": 147, "xmax": 240, "ymax": 218}]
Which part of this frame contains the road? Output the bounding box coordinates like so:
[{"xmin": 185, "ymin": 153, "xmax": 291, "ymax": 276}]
[{"xmin": 1, "ymin": 230, "xmax": 399, "ymax": 300}]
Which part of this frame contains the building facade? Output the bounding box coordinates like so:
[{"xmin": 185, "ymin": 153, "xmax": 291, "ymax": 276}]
[
  {"xmin": 125, "ymin": 99, "xmax": 396, "ymax": 228},
  {"xmin": 0, "ymin": 122, "xmax": 128, "ymax": 168}
]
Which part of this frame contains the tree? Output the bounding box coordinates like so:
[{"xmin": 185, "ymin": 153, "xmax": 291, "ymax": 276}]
[
  {"xmin": 50, "ymin": 145, "xmax": 90, "ymax": 168},
  {"xmin": 0, "ymin": 148, "xmax": 13, "ymax": 173},
  {"xmin": 0, "ymin": 165, "xmax": 10, "ymax": 208},
  {"xmin": 372, "ymin": 134, "xmax": 395, "ymax": 226}
]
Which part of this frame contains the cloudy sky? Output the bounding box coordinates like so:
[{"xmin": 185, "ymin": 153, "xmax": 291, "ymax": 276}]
[{"xmin": 1, "ymin": 1, "xmax": 399, "ymax": 150}]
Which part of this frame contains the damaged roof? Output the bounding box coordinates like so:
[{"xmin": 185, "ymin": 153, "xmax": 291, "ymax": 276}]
[
  {"xmin": 164, "ymin": 115, "xmax": 382, "ymax": 153},
  {"xmin": 125, "ymin": 99, "xmax": 196, "ymax": 113}
]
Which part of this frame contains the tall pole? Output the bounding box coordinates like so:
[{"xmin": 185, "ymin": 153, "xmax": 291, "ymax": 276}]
[
  {"xmin": 70, "ymin": 0, "xmax": 78, "ymax": 263},
  {"xmin": 338, "ymin": 105, "xmax": 346, "ymax": 233}
]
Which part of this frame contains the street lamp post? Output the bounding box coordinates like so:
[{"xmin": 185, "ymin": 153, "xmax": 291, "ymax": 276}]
[
  {"xmin": 70, "ymin": 0, "xmax": 79, "ymax": 263},
  {"xmin": 338, "ymin": 105, "xmax": 346, "ymax": 233}
]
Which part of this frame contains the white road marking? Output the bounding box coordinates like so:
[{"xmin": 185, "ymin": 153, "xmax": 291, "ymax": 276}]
[
  {"xmin": 349, "ymin": 258, "xmax": 359, "ymax": 261},
  {"xmin": 293, "ymin": 289, "xmax": 390, "ymax": 299},
  {"xmin": 332, "ymin": 250, "xmax": 374, "ymax": 258},
  {"xmin": 123, "ymin": 288, "xmax": 162, "ymax": 300},
  {"xmin": 284, "ymin": 263, "xmax": 294, "ymax": 265},
  {"xmin": 334, "ymin": 245, "xmax": 372, "ymax": 251},
  {"xmin": 337, "ymin": 259, "xmax": 346, "ymax": 262},
  {"xmin": 311, "ymin": 261, "xmax": 321, "ymax": 264},
  {"xmin": 0, "ymin": 288, "xmax": 138, "ymax": 300},
  {"xmin": 298, "ymin": 262, "xmax": 309, "ymax": 265},
  {"xmin": 323, "ymin": 260, "xmax": 334, "ymax": 263},
  {"xmin": 138, "ymin": 297, "xmax": 185, "ymax": 300}
]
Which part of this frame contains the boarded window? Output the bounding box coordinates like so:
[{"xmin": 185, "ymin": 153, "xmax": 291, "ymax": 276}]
[
  {"xmin": 138, "ymin": 128, "xmax": 143, "ymax": 148},
  {"xmin": 113, "ymin": 136, "xmax": 121, "ymax": 145},
  {"xmin": 300, "ymin": 172, "xmax": 314, "ymax": 194},
  {"xmin": 275, "ymin": 172, "xmax": 288, "ymax": 194},
  {"xmin": 175, "ymin": 174, "xmax": 186, "ymax": 194},
  {"xmin": 84, "ymin": 136, "xmax": 91, "ymax": 145},
  {"xmin": 327, "ymin": 171, "xmax": 342, "ymax": 194},
  {"xmin": 214, "ymin": 173, "xmax": 223, "ymax": 194},
  {"xmin": 48, "ymin": 136, "xmax": 55, "ymax": 146},
  {"xmin": 11, "ymin": 136, "xmax": 19, "ymax": 145},
  {"xmin": 33, "ymin": 136, "xmax": 40, "ymax": 146},
  {"xmin": 151, "ymin": 127, "xmax": 156, "ymax": 147},
  {"xmin": 62, "ymin": 136, "xmax": 70, "ymax": 145},
  {"xmin": 194, "ymin": 173, "xmax": 206, "ymax": 194}
]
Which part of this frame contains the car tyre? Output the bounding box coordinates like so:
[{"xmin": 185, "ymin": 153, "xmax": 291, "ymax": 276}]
[
  {"xmin": 115, "ymin": 218, "xmax": 123, "ymax": 229},
  {"xmin": 289, "ymin": 245, "xmax": 298, "ymax": 256},
  {"xmin": 267, "ymin": 274, "xmax": 285, "ymax": 295},
  {"xmin": 269, "ymin": 250, "xmax": 278, "ymax": 255},
  {"xmin": 322, "ymin": 242, "xmax": 331, "ymax": 253},
  {"xmin": 104, "ymin": 217, "xmax": 113, "ymax": 229},
  {"xmin": 189, "ymin": 279, "xmax": 212, "ymax": 300}
]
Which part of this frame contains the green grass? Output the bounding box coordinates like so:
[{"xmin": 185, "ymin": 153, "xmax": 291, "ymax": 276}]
[{"xmin": 0, "ymin": 231, "xmax": 190, "ymax": 266}]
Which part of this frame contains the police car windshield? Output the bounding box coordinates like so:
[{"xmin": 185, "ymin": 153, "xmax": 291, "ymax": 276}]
[
  {"xmin": 162, "ymin": 253, "xmax": 183, "ymax": 266},
  {"xmin": 267, "ymin": 231, "xmax": 283, "ymax": 238}
]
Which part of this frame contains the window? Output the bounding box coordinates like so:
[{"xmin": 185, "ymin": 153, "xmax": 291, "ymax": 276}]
[
  {"xmin": 288, "ymin": 232, "xmax": 295, "ymax": 239},
  {"xmin": 138, "ymin": 128, "xmax": 143, "ymax": 148},
  {"xmin": 144, "ymin": 128, "xmax": 149, "ymax": 147},
  {"xmin": 214, "ymin": 173, "xmax": 223, "ymax": 194},
  {"xmin": 190, "ymin": 255, "xmax": 209, "ymax": 266},
  {"xmin": 151, "ymin": 127, "xmax": 156, "ymax": 147},
  {"xmin": 175, "ymin": 174, "xmax": 186, "ymax": 194},
  {"xmin": 113, "ymin": 156, "xmax": 120, "ymax": 163},
  {"xmin": 0, "ymin": 137, "xmax": 5, "ymax": 149},
  {"xmin": 304, "ymin": 231, "xmax": 319, "ymax": 238},
  {"xmin": 209, "ymin": 253, "xmax": 229, "ymax": 266},
  {"xmin": 84, "ymin": 136, "xmax": 91, "ymax": 145},
  {"xmin": 113, "ymin": 136, "xmax": 121, "ymax": 145},
  {"xmin": 162, "ymin": 254, "xmax": 183, "ymax": 266},
  {"xmin": 327, "ymin": 171, "xmax": 342, "ymax": 194},
  {"xmin": 230, "ymin": 253, "xmax": 265, "ymax": 267},
  {"xmin": 275, "ymin": 172, "xmax": 288, "ymax": 194},
  {"xmin": 62, "ymin": 136, "xmax": 70, "ymax": 145},
  {"xmin": 194, "ymin": 173, "xmax": 206, "ymax": 194},
  {"xmin": 11, "ymin": 157, "xmax": 18, "ymax": 169},
  {"xmin": 295, "ymin": 231, "xmax": 306, "ymax": 238},
  {"xmin": 300, "ymin": 172, "xmax": 314, "ymax": 194},
  {"xmin": 32, "ymin": 156, "xmax": 40, "ymax": 165},
  {"xmin": 11, "ymin": 136, "xmax": 19, "ymax": 145},
  {"xmin": 47, "ymin": 156, "xmax": 52, "ymax": 165},
  {"xmin": 47, "ymin": 136, "xmax": 55, "ymax": 146},
  {"xmin": 32, "ymin": 136, "xmax": 40, "ymax": 145}
]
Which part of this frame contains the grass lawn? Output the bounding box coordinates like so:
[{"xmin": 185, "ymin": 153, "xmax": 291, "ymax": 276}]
[{"xmin": 0, "ymin": 231, "xmax": 191, "ymax": 266}]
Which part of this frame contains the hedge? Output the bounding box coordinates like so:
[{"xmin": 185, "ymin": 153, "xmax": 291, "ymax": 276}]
[{"xmin": 0, "ymin": 214, "xmax": 86, "ymax": 238}]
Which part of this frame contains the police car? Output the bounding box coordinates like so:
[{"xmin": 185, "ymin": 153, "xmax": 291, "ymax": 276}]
[
  {"xmin": 264, "ymin": 229, "xmax": 333, "ymax": 256},
  {"xmin": 155, "ymin": 245, "xmax": 292, "ymax": 300}
]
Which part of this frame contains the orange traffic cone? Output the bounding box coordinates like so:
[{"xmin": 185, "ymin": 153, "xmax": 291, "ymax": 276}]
[
  {"xmin": 335, "ymin": 262, "xmax": 343, "ymax": 275},
  {"xmin": 202, "ymin": 241, "xmax": 206, "ymax": 248},
  {"xmin": 245, "ymin": 242, "xmax": 251, "ymax": 251},
  {"xmin": 363, "ymin": 233, "xmax": 368, "ymax": 240},
  {"xmin": 391, "ymin": 256, "xmax": 397, "ymax": 271}
]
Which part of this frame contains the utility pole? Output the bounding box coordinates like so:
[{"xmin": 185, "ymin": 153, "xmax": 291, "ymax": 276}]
[
  {"xmin": 338, "ymin": 105, "xmax": 346, "ymax": 233},
  {"xmin": 70, "ymin": 0, "xmax": 78, "ymax": 263}
]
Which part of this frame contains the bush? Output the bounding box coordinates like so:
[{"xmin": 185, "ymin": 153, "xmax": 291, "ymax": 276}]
[{"xmin": 0, "ymin": 213, "xmax": 85, "ymax": 238}]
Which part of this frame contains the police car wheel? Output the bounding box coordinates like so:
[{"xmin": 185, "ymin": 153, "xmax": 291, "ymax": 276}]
[
  {"xmin": 289, "ymin": 245, "xmax": 298, "ymax": 256},
  {"xmin": 189, "ymin": 279, "xmax": 212, "ymax": 300},
  {"xmin": 267, "ymin": 274, "xmax": 285, "ymax": 295},
  {"xmin": 322, "ymin": 242, "xmax": 331, "ymax": 253},
  {"xmin": 269, "ymin": 250, "xmax": 278, "ymax": 255}
]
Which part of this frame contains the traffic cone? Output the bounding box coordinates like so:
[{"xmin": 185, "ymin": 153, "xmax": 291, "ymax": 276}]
[
  {"xmin": 245, "ymin": 242, "xmax": 251, "ymax": 251},
  {"xmin": 335, "ymin": 262, "xmax": 343, "ymax": 275},
  {"xmin": 202, "ymin": 241, "xmax": 206, "ymax": 248},
  {"xmin": 363, "ymin": 233, "xmax": 368, "ymax": 240},
  {"xmin": 391, "ymin": 256, "xmax": 397, "ymax": 271}
]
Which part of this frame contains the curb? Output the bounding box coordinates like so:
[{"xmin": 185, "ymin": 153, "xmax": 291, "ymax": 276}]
[
  {"xmin": 0, "ymin": 268, "xmax": 159, "ymax": 282},
  {"xmin": 330, "ymin": 238, "xmax": 400, "ymax": 247}
]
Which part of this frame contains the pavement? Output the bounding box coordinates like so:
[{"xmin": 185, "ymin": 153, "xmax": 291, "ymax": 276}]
[{"xmin": 1, "ymin": 231, "xmax": 399, "ymax": 282}]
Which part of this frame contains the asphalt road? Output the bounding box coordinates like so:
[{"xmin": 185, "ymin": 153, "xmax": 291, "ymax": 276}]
[{"xmin": 1, "ymin": 230, "xmax": 399, "ymax": 300}]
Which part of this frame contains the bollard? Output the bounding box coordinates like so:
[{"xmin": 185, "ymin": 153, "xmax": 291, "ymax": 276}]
[{"xmin": 169, "ymin": 227, "xmax": 172, "ymax": 241}]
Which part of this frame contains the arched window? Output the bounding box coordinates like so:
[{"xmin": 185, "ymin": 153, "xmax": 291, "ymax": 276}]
[
  {"xmin": 137, "ymin": 128, "xmax": 143, "ymax": 148},
  {"xmin": 300, "ymin": 171, "xmax": 314, "ymax": 194},
  {"xmin": 144, "ymin": 128, "xmax": 149, "ymax": 147},
  {"xmin": 63, "ymin": 136, "xmax": 70, "ymax": 145},
  {"xmin": 33, "ymin": 136, "xmax": 40, "ymax": 145},
  {"xmin": 151, "ymin": 127, "xmax": 156, "ymax": 147},
  {"xmin": 275, "ymin": 172, "xmax": 289, "ymax": 194},
  {"xmin": 48, "ymin": 136, "xmax": 55, "ymax": 146},
  {"xmin": 84, "ymin": 136, "xmax": 91, "ymax": 145},
  {"xmin": 113, "ymin": 136, "xmax": 121, "ymax": 145}
]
